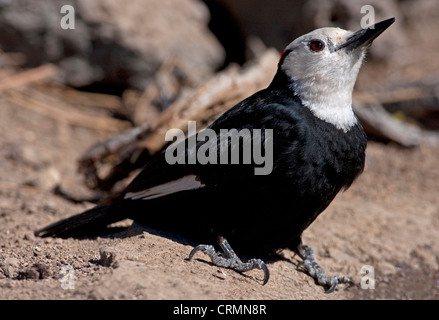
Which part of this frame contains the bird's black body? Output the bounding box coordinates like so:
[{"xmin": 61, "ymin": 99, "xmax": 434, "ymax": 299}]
[{"xmin": 36, "ymin": 68, "xmax": 367, "ymax": 256}]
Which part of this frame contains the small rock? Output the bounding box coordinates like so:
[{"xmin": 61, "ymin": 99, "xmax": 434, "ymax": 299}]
[
  {"xmin": 99, "ymin": 246, "xmax": 118, "ymax": 268},
  {"xmin": 22, "ymin": 267, "xmax": 41, "ymax": 280},
  {"xmin": 0, "ymin": 257, "xmax": 19, "ymax": 278},
  {"xmin": 10, "ymin": 145, "xmax": 49, "ymax": 169},
  {"xmin": 17, "ymin": 263, "xmax": 51, "ymax": 280},
  {"xmin": 24, "ymin": 167, "xmax": 61, "ymax": 191},
  {"xmin": 23, "ymin": 233, "xmax": 35, "ymax": 241},
  {"xmin": 0, "ymin": 0, "xmax": 224, "ymax": 90},
  {"xmin": 33, "ymin": 245, "xmax": 44, "ymax": 256}
]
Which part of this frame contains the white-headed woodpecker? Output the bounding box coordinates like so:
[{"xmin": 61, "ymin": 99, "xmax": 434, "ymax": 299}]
[{"xmin": 35, "ymin": 18, "xmax": 395, "ymax": 293}]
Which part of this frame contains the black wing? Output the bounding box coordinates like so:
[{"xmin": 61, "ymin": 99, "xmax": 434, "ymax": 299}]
[
  {"xmin": 35, "ymin": 88, "xmax": 309, "ymax": 242},
  {"xmin": 122, "ymin": 90, "xmax": 305, "ymax": 200}
]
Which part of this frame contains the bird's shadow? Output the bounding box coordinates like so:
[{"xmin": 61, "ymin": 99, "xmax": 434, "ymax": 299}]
[
  {"xmin": 75, "ymin": 221, "xmax": 301, "ymax": 288},
  {"xmin": 107, "ymin": 222, "xmax": 197, "ymax": 247},
  {"xmin": 95, "ymin": 222, "xmax": 290, "ymax": 266},
  {"xmin": 186, "ymin": 257, "xmax": 268, "ymax": 285}
]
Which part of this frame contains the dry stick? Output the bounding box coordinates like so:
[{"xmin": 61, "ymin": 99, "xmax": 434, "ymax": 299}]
[
  {"xmin": 6, "ymin": 90, "xmax": 130, "ymax": 132},
  {"xmin": 36, "ymin": 83, "xmax": 124, "ymax": 111},
  {"xmin": 353, "ymin": 103, "xmax": 439, "ymax": 147},
  {"xmin": 0, "ymin": 64, "xmax": 58, "ymax": 92},
  {"xmin": 353, "ymin": 84, "xmax": 439, "ymax": 147},
  {"xmin": 0, "ymin": 64, "xmax": 128, "ymax": 132},
  {"xmin": 81, "ymin": 49, "xmax": 279, "ymax": 164},
  {"xmin": 139, "ymin": 49, "xmax": 280, "ymax": 154},
  {"xmin": 353, "ymin": 86, "xmax": 434, "ymax": 106}
]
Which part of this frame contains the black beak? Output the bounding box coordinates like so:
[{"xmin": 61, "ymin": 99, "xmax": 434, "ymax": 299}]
[{"xmin": 336, "ymin": 17, "xmax": 395, "ymax": 51}]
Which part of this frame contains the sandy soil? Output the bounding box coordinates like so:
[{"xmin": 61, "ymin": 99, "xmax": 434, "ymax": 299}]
[{"xmin": 0, "ymin": 85, "xmax": 438, "ymax": 300}]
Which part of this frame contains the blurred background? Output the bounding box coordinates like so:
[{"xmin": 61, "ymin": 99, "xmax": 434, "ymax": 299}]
[
  {"xmin": 1, "ymin": 0, "xmax": 438, "ymax": 189},
  {"xmin": 0, "ymin": 0, "xmax": 438, "ymax": 300},
  {"xmin": 0, "ymin": 0, "xmax": 437, "ymax": 95},
  {"xmin": 1, "ymin": 1, "xmax": 437, "ymax": 82}
]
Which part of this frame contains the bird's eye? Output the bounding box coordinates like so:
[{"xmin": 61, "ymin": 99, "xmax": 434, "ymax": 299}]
[{"xmin": 309, "ymin": 40, "xmax": 325, "ymax": 52}]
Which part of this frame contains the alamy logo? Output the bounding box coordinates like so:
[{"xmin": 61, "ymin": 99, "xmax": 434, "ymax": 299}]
[
  {"xmin": 360, "ymin": 5, "xmax": 375, "ymax": 29},
  {"xmin": 165, "ymin": 121, "xmax": 274, "ymax": 175},
  {"xmin": 60, "ymin": 265, "xmax": 75, "ymax": 289},
  {"xmin": 60, "ymin": 5, "xmax": 75, "ymax": 30},
  {"xmin": 360, "ymin": 265, "xmax": 375, "ymax": 289}
]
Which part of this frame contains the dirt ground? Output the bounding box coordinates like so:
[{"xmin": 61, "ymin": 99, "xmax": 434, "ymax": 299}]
[{"xmin": 0, "ymin": 82, "xmax": 439, "ymax": 300}]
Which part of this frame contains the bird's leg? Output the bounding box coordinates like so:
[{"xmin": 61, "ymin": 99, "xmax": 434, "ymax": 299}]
[
  {"xmin": 296, "ymin": 244, "xmax": 353, "ymax": 293},
  {"xmin": 188, "ymin": 237, "xmax": 270, "ymax": 285}
]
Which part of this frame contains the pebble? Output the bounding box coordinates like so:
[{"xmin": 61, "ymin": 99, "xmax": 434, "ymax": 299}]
[
  {"xmin": 99, "ymin": 246, "xmax": 118, "ymax": 268},
  {"xmin": 1, "ymin": 257, "xmax": 19, "ymax": 278},
  {"xmin": 24, "ymin": 167, "xmax": 61, "ymax": 192}
]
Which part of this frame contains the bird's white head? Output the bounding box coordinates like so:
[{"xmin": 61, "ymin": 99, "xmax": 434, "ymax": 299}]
[{"xmin": 278, "ymin": 18, "xmax": 395, "ymax": 132}]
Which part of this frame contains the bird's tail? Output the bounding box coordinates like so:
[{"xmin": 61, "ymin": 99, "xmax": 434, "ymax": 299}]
[{"xmin": 34, "ymin": 205, "xmax": 119, "ymax": 238}]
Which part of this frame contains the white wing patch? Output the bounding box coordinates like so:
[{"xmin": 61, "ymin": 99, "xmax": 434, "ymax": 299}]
[{"xmin": 124, "ymin": 175, "xmax": 205, "ymax": 200}]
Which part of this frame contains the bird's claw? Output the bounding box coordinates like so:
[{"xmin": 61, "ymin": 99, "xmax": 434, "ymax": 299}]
[
  {"xmin": 188, "ymin": 239, "xmax": 270, "ymax": 285},
  {"xmin": 322, "ymin": 275, "xmax": 354, "ymax": 294},
  {"xmin": 297, "ymin": 244, "xmax": 353, "ymax": 293},
  {"xmin": 325, "ymin": 281, "xmax": 338, "ymax": 294},
  {"xmin": 189, "ymin": 244, "xmax": 214, "ymax": 261},
  {"xmin": 259, "ymin": 260, "xmax": 270, "ymax": 286}
]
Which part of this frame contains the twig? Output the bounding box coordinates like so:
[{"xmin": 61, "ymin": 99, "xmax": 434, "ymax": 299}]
[
  {"xmin": 36, "ymin": 83, "xmax": 124, "ymax": 111},
  {"xmin": 353, "ymin": 103, "xmax": 439, "ymax": 147},
  {"xmin": 0, "ymin": 64, "xmax": 58, "ymax": 92},
  {"xmin": 6, "ymin": 90, "xmax": 131, "ymax": 132},
  {"xmin": 139, "ymin": 49, "xmax": 279, "ymax": 154}
]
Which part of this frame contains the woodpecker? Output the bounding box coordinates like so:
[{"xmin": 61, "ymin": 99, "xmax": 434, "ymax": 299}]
[{"xmin": 35, "ymin": 18, "xmax": 395, "ymax": 293}]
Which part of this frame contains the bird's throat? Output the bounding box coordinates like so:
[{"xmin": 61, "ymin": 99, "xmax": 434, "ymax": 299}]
[{"xmin": 290, "ymin": 79, "xmax": 357, "ymax": 132}]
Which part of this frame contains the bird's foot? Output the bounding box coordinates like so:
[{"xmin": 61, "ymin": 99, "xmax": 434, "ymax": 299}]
[
  {"xmin": 188, "ymin": 237, "xmax": 270, "ymax": 285},
  {"xmin": 297, "ymin": 244, "xmax": 353, "ymax": 293}
]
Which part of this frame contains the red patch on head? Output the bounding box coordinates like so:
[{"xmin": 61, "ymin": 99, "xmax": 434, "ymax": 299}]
[
  {"xmin": 279, "ymin": 50, "xmax": 287, "ymax": 64},
  {"xmin": 278, "ymin": 49, "xmax": 291, "ymax": 66}
]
